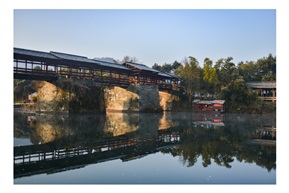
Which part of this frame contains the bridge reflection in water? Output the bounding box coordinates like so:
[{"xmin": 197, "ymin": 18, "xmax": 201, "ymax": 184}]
[
  {"xmin": 14, "ymin": 112, "xmax": 181, "ymax": 178},
  {"xmin": 14, "ymin": 130, "xmax": 180, "ymax": 178},
  {"xmin": 14, "ymin": 112, "xmax": 276, "ymax": 181}
]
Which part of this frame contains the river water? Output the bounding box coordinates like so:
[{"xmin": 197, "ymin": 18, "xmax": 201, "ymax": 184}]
[{"xmin": 13, "ymin": 111, "xmax": 276, "ymax": 184}]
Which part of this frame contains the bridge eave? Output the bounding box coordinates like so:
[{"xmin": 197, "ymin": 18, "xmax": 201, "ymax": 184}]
[{"xmin": 14, "ymin": 73, "xmax": 58, "ymax": 81}]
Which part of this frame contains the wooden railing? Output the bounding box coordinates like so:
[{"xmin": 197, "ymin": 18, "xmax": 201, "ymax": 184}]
[
  {"xmin": 257, "ymin": 96, "xmax": 276, "ymax": 102},
  {"xmin": 14, "ymin": 59, "xmax": 180, "ymax": 91}
]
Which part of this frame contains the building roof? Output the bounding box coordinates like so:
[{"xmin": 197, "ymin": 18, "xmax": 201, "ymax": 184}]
[
  {"xmin": 193, "ymin": 100, "xmax": 225, "ymax": 105},
  {"xmin": 246, "ymin": 82, "xmax": 276, "ymax": 89},
  {"xmin": 212, "ymin": 100, "xmax": 225, "ymax": 104},
  {"xmin": 193, "ymin": 121, "xmax": 225, "ymax": 127}
]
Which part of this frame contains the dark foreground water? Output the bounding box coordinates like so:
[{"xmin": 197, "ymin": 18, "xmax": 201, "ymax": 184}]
[{"xmin": 14, "ymin": 111, "xmax": 276, "ymax": 184}]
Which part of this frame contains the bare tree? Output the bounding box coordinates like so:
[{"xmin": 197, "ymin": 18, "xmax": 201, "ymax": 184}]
[{"xmin": 122, "ymin": 55, "xmax": 139, "ymax": 63}]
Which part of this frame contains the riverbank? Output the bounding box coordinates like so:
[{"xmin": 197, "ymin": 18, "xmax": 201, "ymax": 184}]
[
  {"xmin": 14, "ymin": 103, "xmax": 35, "ymax": 112},
  {"xmin": 14, "ymin": 100, "xmax": 276, "ymax": 115},
  {"xmin": 223, "ymin": 101, "xmax": 276, "ymax": 114}
]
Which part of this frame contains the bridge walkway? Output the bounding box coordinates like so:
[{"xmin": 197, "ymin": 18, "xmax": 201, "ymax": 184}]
[{"xmin": 14, "ymin": 47, "xmax": 180, "ymax": 91}]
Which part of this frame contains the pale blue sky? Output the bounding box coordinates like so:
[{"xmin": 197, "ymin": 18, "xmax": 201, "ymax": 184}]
[
  {"xmin": 1, "ymin": 1, "xmax": 289, "ymax": 192},
  {"xmin": 14, "ymin": 9, "xmax": 276, "ymax": 67}
]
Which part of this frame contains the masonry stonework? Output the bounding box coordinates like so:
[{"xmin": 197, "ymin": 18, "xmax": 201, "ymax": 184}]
[
  {"xmin": 34, "ymin": 79, "xmax": 180, "ymax": 113},
  {"xmin": 104, "ymin": 85, "xmax": 139, "ymax": 111},
  {"xmin": 159, "ymin": 91, "xmax": 180, "ymax": 111},
  {"xmin": 35, "ymin": 79, "xmax": 105, "ymax": 113},
  {"xmin": 104, "ymin": 84, "xmax": 162, "ymax": 112}
]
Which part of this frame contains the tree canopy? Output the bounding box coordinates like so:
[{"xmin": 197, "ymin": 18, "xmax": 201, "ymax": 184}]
[{"xmin": 153, "ymin": 53, "xmax": 276, "ymax": 111}]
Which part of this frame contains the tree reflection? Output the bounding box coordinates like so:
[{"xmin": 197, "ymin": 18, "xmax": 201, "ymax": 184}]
[
  {"xmin": 14, "ymin": 111, "xmax": 276, "ymax": 174},
  {"xmin": 162, "ymin": 113, "xmax": 276, "ymax": 172}
]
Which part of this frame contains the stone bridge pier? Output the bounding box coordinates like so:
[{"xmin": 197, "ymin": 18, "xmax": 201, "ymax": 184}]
[{"xmin": 34, "ymin": 79, "xmax": 180, "ymax": 113}]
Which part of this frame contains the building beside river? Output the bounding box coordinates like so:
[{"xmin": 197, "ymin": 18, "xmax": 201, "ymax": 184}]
[
  {"xmin": 192, "ymin": 99, "xmax": 225, "ymax": 112},
  {"xmin": 246, "ymin": 81, "xmax": 276, "ymax": 102}
]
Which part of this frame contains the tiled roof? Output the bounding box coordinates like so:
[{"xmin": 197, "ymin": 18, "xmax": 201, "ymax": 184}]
[
  {"xmin": 92, "ymin": 59, "xmax": 131, "ymax": 71},
  {"xmin": 164, "ymin": 72, "xmax": 179, "ymax": 79},
  {"xmin": 125, "ymin": 62, "xmax": 159, "ymax": 73},
  {"xmin": 246, "ymin": 82, "xmax": 276, "ymax": 88},
  {"xmin": 14, "ymin": 48, "xmax": 58, "ymax": 60},
  {"xmin": 193, "ymin": 100, "xmax": 225, "ymax": 104},
  {"xmin": 14, "ymin": 47, "xmax": 179, "ymax": 79},
  {"xmin": 50, "ymin": 51, "xmax": 94, "ymax": 63},
  {"xmin": 125, "ymin": 62, "xmax": 179, "ymax": 79},
  {"xmin": 157, "ymin": 71, "xmax": 172, "ymax": 78}
]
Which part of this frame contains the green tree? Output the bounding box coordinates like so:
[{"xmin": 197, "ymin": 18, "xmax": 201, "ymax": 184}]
[
  {"xmin": 160, "ymin": 63, "xmax": 173, "ymax": 73},
  {"xmin": 237, "ymin": 54, "xmax": 276, "ymax": 82},
  {"xmin": 172, "ymin": 60, "xmax": 181, "ymax": 70},
  {"xmin": 33, "ymin": 66, "xmax": 41, "ymax": 70},
  {"xmin": 203, "ymin": 58, "xmax": 219, "ymax": 95},
  {"xmin": 237, "ymin": 61, "xmax": 260, "ymax": 82},
  {"xmin": 14, "ymin": 79, "xmax": 36, "ymax": 103},
  {"xmin": 153, "ymin": 61, "xmax": 181, "ymax": 73},
  {"xmin": 256, "ymin": 54, "xmax": 276, "ymax": 81},
  {"xmin": 222, "ymin": 59, "xmax": 238, "ymax": 86},
  {"xmin": 214, "ymin": 57, "xmax": 239, "ymax": 87},
  {"xmin": 174, "ymin": 56, "xmax": 201, "ymax": 104},
  {"xmin": 152, "ymin": 63, "xmax": 161, "ymax": 71},
  {"xmin": 221, "ymin": 76, "xmax": 257, "ymax": 107},
  {"xmin": 122, "ymin": 55, "xmax": 138, "ymax": 63}
]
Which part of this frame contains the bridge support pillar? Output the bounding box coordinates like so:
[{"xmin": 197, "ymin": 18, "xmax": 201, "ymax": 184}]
[
  {"xmin": 34, "ymin": 78, "xmax": 105, "ymax": 113},
  {"xmin": 159, "ymin": 91, "xmax": 180, "ymax": 111},
  {"xmin": 33, "ymin": 80, "xmax": 180, "ymax": 113},
  {"xmin": 104, "ymin": 84, "xmax": 162, "ymax": 112}
]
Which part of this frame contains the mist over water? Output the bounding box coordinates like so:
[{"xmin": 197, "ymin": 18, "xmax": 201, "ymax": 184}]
[{"xmin": 14, "ymin": 111, "xmax": 276, "ymax": 184}]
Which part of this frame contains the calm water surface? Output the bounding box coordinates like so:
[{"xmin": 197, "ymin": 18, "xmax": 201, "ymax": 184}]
[{"xmin": 14, "ymin": 111, "xmax": 276, "ymax": 184}]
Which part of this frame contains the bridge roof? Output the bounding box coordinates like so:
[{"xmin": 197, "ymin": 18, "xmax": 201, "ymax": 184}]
[
  {"xmin": 50, "ymin": 51, "xmax": 132, "ymax": 72},
  {"xmin": 157, "ymin": 71, "xmax": 179, "ymax": 80},
  {"xmin": 14, "ymin": 48, "xmax": 59, "ymax": 61},
  {"xmin": 158, "ymin": 71, "xmax": 172, "ymax": 78},
  {"xmin": 50, "ymin": 51, "xmax": 93, "ymax": 63},
  {"xmin": 50, "ymin": 51, "xmax": 120, "ymax": 70},
  {"xmin": 92, "ymin": 59, "xmax": 131, "ymax": 71},
  {"xmin": 14, "ymin": 48, "xmax": 131, "ymax": 73},
  {"xmin": 124, "ymin": 61, "xmax": 179, "ymax": 80},
  {"xmin": 165, "ymin": 72, "xmax": 179, "ymax": 79},
  {"xmin": 125, "ymin": 62, "xmax": 160, "ymax": 74},
  {"xmin": 14, "ymin": 47, "xmax": 179, "ymax": 79}
]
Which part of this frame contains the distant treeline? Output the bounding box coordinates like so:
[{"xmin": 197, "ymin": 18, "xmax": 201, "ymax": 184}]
[{"xmin": 152, "ymin": 54, "xmax": 276, "ymax": 113}]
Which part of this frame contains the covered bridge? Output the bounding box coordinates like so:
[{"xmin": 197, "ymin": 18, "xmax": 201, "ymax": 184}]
[{"xmin": 14, "ymin": 47, "xmax": 180, "ymax": 91}]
